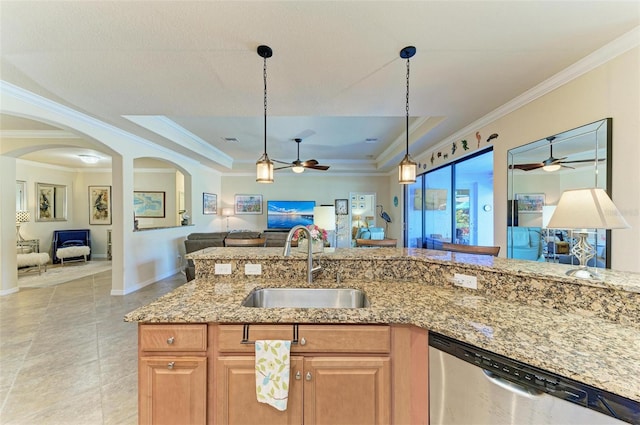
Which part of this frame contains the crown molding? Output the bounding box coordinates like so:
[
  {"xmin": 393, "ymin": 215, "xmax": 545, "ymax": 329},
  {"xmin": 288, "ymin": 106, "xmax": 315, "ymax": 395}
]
[
  {"xmin": 0, "ymin": 130, "xmax": 81, "ymax": 139},
  {"xmin": 1, "ymin": 81, "xmax": 200, "ymax": 166},
  {"xmin": 414, "ymin": 26, "xmax": 640, "ymax": 165}
]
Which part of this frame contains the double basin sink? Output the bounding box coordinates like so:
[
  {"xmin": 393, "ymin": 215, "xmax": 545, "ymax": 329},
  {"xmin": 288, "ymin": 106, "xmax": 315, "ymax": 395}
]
[{"xmin": 242, "ymin": 288, "xmax": 370, "ymax": 309}]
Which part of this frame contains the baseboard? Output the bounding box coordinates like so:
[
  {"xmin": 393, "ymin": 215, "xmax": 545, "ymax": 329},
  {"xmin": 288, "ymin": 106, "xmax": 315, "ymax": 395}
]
[
  {"xmin": 110, "ymin": 266, "xmax": 182, "ymax": 296},
  {"xmin": 0, "ymin": 287, "xmax": 20, "ymax": 296}
]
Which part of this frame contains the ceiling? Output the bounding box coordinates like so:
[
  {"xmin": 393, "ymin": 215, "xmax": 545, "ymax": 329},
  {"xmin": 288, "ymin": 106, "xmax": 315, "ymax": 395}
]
[{"xmin": 1, "ymin": 1, "xmax": 638, "ymax": 174}]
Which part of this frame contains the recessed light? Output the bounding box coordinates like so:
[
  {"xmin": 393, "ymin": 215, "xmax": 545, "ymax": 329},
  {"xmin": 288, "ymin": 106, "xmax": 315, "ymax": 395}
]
[{"xmin": 79, "ymin": 154, "xmax": 99, "ymax": 164}]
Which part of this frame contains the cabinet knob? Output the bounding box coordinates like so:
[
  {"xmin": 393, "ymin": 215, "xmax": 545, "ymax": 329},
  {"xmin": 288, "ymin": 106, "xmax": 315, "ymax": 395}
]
[
  {"xmin": 167, "ymin": 362, "xmax": 175, "ymax": 370},
  {"xmin": 300, "ymin": 337, "xmax": 307, "ymax": 346},
  {"xmin": 295, "ymin": 371, "xmax": 301, "ymax": 380},
  {"xmin": 167, "ymin": 336, "xmax": 175, "ymax": 345},
  {"xmin": 305, "ymin": 372, "xmax": 312, "ymax": 381}
]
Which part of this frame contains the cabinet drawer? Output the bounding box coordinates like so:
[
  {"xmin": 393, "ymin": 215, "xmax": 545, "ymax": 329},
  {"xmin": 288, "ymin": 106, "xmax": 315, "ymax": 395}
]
[
  {"xmin": 140, "ymin": 324, "xmax": 207, "ymax": 352},
  {"xmin": 217, "ymin": 324, "xmax": 390, "ymax": 354}
]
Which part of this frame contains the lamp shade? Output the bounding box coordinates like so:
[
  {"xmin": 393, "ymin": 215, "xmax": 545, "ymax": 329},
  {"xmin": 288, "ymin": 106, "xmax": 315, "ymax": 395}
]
[
  {"xmin": 547, "ymin": 188, "xmax": 629, "ymax": 230},
  {"xmin": 221, "ymin": 208, "xmax": 234, "ymax": 217},
  {"xmin": 16, "ymin": 210, "xmax": 31, "ymax": 223},
  {"xmin": 314, "ymin": 206, "xmax": 335, "ymax": 231}
]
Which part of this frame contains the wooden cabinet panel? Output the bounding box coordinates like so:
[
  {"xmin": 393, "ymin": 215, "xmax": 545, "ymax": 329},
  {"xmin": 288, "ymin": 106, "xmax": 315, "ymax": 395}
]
[
  {"xmin": 140, "ymin": 324, "xmax": 207, "ymax": 352},
  {"xmin": 216, "ymin": 356, "xmax": 304, "ymax": 425},
  {"xmin": 303, "ymin": 356, "xmax": 391, "ymax": 425},
  {"xmin": 217, "ymin": 324, "xmax": 390, "ymax": 354},
  {"xmin": 139, "ymin": 356, "xmax": 207, "ymax": 425}
]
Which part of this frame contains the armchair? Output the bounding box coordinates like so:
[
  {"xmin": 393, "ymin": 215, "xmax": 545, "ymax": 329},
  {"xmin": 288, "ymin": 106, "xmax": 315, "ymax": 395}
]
[{"xmin": 507, "ymin": 226, "xmax": 543, "ymax": 261}]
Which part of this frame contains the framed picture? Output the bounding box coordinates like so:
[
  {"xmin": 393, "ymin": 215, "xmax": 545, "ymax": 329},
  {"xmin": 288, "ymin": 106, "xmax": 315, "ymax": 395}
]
[
  {"xmin": 36, "ymin": 182, "xmax": 67, "ymax": 221},
  {"xmin": 89, "ymin": 185, "xmax": 112, "ymax": 225},
  {"xmin": 335, "ymin": 199, "xmax": 348, "ymax": 215},
  {"xmin": 203, "ymin": 192, "xmax": 217, "ymax": 215},
  {"xmin": 516, "ymin": 193, "xmax": 545, "ymax": 213},
  {"xmin": 234, "ymin": 194, "xmax": 263, "ymax": 215},
  {"xmin": 134, "ymin": 191, "xmax": 166, "ymax": 218}
]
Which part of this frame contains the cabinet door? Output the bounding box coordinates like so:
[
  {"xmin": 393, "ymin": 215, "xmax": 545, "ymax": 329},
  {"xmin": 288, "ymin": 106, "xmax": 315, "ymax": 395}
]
[
  {"xmin": 303, "ymin": 356, "xmax": 391, "ymax": 425},
  {"xmin": 216, "ymin": 356, "xmax": 304, "ymax": 425},
  {"xmin": 139, "ymin": 356, "xmax": 207, "ymax": 425}
]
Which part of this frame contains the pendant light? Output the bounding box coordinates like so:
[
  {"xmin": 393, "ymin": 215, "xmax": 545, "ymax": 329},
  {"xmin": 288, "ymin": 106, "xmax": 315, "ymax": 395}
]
[
  {"xmin": 398, "ymin": 45, "xmax": 417, "ymax": 184},
  {"xmin": 256, "ymin": 45, "xmax": 274, "ymax": 183}
]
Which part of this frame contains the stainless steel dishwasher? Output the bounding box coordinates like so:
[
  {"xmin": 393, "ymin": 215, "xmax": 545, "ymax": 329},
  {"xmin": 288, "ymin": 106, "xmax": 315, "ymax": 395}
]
[{"xmin": 429, "ymin": 333, "xmax": 639, "ymax": 424}]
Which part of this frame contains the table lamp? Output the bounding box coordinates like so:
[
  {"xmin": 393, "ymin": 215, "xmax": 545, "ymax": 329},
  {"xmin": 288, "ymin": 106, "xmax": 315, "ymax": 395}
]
[
  {"xmin": 16, "ymin": 210, "xmax": 31, "ymax": 241},
  {"xmin": 314, "ymin": 206, "xmax": 336, "ymax": 247},
  {"xmin": 547, "ymin": 188, "xmax": 629, "ymax": 279},
  {"xmin": 221, "ymin": 208, "xmax": 234, "ymax": 231}
]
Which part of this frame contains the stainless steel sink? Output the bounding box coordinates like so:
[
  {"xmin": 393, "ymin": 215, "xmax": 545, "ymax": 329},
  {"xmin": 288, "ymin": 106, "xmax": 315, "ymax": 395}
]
[{"xmin": 241, "ymin": 288, "xmax": 370, "ymax": 308}]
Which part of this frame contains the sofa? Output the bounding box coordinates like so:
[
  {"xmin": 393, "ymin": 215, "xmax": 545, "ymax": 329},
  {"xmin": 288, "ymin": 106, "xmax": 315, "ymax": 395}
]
[
  {"xmin": 184, "ymin": 230, "xmax": 290, "ymax": 280},
  {"xmin": 507, "ymin": 226, "xmax": 543, "ymax": 261}
]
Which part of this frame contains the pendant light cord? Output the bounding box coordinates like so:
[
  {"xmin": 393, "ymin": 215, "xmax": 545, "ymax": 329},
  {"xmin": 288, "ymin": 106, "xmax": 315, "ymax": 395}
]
[
  {"xmin": 405, "ymin": 56, "xmax": 410, "ymax": 153},
  {"xmin": 263, "ymin": 54, "xmax": 268, "ymax": 155}
]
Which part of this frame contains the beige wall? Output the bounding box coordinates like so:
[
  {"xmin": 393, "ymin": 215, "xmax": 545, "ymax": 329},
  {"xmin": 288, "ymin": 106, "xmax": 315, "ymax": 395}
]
[
  {"xmin": 220, "ymin": 173, "xmax": 397, "ymax": 236},
  {"xmin": 482, "ymin": 47, "xmax": 639, "ymax": 272}
]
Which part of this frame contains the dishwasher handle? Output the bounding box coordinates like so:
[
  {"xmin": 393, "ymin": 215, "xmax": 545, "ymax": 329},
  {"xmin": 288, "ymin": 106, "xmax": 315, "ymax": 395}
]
[{"xmin": 483, "ymin": 370, "xmax": 543, "ymax": 399}]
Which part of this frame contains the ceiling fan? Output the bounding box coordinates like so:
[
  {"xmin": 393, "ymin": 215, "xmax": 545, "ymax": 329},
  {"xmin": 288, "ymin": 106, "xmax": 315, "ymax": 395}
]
[
  {"xmin": 274, "ymin": 138, "xmax": 330, "ymax": 173},
  {"xmin": 509, "ymin": 136, "xmax": 602, "ymax": 172}
]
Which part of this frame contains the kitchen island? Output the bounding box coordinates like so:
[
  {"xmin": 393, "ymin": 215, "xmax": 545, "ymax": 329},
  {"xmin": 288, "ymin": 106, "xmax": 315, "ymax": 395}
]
[{"xmin": 125, "ymin": 247, "xmax": 640, "ymax": 424}]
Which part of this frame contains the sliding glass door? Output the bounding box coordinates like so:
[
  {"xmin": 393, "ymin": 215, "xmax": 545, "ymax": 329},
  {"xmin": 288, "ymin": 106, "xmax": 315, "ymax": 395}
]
[{"xmin": 405, "ymin": 148, "xmax": 493, "ymax": 248}]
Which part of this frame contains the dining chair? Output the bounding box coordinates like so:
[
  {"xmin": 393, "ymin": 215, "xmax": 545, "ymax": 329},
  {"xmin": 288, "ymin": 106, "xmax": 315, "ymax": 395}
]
[
  {"xmin": 440, "ymin": 242, "xmax": 500, "ymax": 257},
  {"xmin": 355, "ymin": 239, "xmax": 398, "ymax": 247}
]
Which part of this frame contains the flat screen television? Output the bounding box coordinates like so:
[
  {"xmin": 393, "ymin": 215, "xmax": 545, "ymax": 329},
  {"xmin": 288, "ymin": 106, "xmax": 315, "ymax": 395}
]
[{"xmin": 267, "ymin": 200, "xmax": 316, "ymax": 230}]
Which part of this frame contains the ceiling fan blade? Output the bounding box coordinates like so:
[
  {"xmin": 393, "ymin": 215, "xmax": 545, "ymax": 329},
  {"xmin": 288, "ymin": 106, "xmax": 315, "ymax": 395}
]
[
  {"xmin": 274, "ymin": 164, "xmax": 294, "ymax": 170},
  {"xmin": 272, "ymin": 159, "xmax": 293, "ymax": 165},
  {"xmin": 561, "ymin": 158, "xmax": 605, "ymax": 164},
  {"xmin": 509, "ymin": 163, "xmax": 544, "ymax": 171},
  {"xmin": 304, "ymin": 164, "xmax": 330, "ymax": 171},
  {"xmin": 301, "ymin": 159, "xmax": 319, "ymax": 166}
]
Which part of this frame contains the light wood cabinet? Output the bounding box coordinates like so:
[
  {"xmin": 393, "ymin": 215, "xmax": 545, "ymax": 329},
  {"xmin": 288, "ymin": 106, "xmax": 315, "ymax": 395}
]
[
  {"xmin": 139, "ymin": 356, "xmax": 207, "ymax": 425},
  {"xmin": 137, "ymin": 323, "xmax": 428, "ymax": 425},
  {"xmin": 216, "ymin": 356, "xmax": 304, "ymax": 424},
  {"xmin": 303, "ymin": 356, "xmax": 390, "ymax": 425},
  {"xmin": 138, "ymin": 324, "xmax": 208, "ymax": 425},
  {"xmin": 214, "ymin": 324, "xmax": 391, "ymax": 425}
]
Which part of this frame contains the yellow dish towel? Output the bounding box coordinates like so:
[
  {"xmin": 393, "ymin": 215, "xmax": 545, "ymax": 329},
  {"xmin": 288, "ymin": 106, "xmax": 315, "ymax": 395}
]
[{"xmin": 255, "ymin": 340, "xmax": 291, "ymax": 411}]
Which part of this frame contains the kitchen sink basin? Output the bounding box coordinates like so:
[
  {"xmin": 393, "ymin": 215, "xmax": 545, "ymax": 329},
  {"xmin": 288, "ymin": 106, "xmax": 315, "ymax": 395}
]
[{"xmin": 241, "ymin": 288, "xmax": 370, "ymax": 308}]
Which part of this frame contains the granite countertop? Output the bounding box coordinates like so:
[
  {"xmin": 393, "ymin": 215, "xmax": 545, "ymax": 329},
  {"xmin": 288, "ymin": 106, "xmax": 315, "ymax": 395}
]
[{"xmin": 125, "ymin": 247, "xmax": 640, "ymax": 403}]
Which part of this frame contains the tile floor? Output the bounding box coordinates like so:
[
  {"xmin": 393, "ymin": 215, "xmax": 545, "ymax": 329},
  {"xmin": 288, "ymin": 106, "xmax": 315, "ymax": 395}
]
[{"xmin": 0, "ymin": 270, "xmax": 186, "ymax": 424}]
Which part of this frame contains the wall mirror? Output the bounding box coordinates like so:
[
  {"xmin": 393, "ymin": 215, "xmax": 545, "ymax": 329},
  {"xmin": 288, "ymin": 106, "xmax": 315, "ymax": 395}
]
[
  {"xmin": 16, "ymin": 180, "xmax": 26, "ymax": 211},
  {"xmin": 349, "ymin": 192, "xmax": 376, "ymax": 245},
  {"xmin": 507, "ymin": 118, "xmax": 611, "ymax": 267},
  {"xmin": 36, "ymin": 182, "xmax": 68, "ymax": 221}
]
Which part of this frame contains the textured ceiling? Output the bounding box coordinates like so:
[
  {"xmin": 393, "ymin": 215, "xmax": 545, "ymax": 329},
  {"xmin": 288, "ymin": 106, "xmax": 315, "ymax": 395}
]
[{"xmin": 1, "ymin": 1, "xmax": 638, "ymax": 172}]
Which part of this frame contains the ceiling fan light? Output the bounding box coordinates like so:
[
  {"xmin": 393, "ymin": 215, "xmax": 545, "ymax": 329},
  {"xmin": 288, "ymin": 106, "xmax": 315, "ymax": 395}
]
[
  {"xmin": 256, "ymin": 154, "xmax": 274, "ymax": 183},
  {"xmin": 543, "ymin": 163, "xmax": 561, "ymax": 172},
  {"xmin": 399, "ymin": 154, "xmax": 417, "ymax": 184},
  {"xmin": 292, "ymin": 165, "xmax": 304, "ymax": 173}
]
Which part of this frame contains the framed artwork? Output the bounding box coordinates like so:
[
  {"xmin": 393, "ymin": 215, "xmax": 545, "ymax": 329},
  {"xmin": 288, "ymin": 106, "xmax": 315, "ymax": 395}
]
[
  {"xmin": 234, "ymin": 194, "xmax": 263, "ymax": 215},
  {"xmin": 203, "ymin": 192, "xmax": 217, "ymax": 215},
  {"xmin": 89, "ymin": 185, "xmax": 112, "ymax": 225},
  {"xmin": 134, "ymin": 191, "xmax": 166, "ymax": 218},
  {"xmin": 36, "ymin": 182, "xmax": 67, "ymax": 221},
  {"xmin": 335, "ymin": 199, "xmax": 348, "ymax": 215},
  {"xmin": 516, "ymin": 193, "xmax": 545, "ymax": 213}
]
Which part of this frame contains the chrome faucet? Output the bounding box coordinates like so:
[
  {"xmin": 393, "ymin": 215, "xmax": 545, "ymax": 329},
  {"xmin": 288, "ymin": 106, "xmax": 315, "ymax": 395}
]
[{"xmin": 283, "ymin": 225, "xmax": 321, "ymax": 284}]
